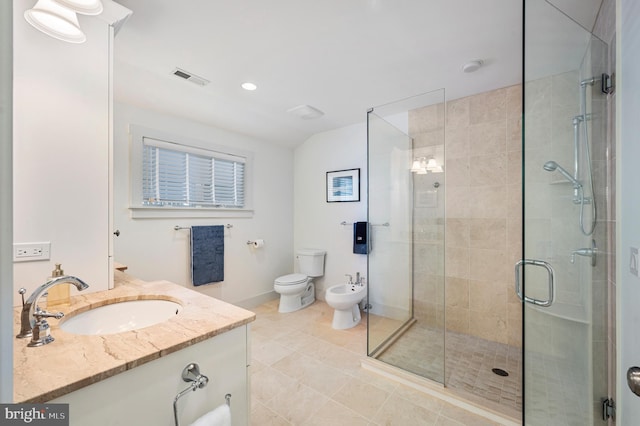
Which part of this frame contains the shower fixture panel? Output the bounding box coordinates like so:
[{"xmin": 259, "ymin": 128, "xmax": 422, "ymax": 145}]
[{"xmin": 543, "ymin": 75, "xmax": 600, "ymax": 236}]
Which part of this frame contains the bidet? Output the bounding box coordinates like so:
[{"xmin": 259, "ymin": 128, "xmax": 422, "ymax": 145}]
[{"xmin": 325, "ymin": 282, "xmax": 367, "ymax": 329}]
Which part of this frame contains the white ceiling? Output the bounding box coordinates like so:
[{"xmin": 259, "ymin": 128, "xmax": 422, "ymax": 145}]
[
  {"xmin": 546, "ymin": 0, "xmax": 604, "ymax": 32},
  {"xmin": 112, "ymin": 1, "xmax": 524, "ymax": 147}
]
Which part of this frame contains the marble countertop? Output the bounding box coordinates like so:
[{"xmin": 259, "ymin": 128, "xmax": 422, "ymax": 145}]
[{"xmin": 13, "ymin": 270, "xmax": 256, "ymax": 403}]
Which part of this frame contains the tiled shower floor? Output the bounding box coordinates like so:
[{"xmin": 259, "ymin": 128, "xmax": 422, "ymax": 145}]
[{"xmin": 375, "ymin": 318, "xmax": 522, "ymax": 419}]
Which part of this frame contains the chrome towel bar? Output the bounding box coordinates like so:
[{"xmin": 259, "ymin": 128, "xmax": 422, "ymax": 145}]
[
  {"xmin": 340, "ymin": 221, "xmax": 389, "ymax": 227},
  {"xmin": 174, "ymin": 224, "xmax": 233, "ymax": 231}
]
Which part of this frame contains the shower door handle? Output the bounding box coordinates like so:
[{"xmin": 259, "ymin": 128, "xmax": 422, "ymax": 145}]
[{"xmin": 514, "ymin": 259, "xmax": 555, "ymax": 307}]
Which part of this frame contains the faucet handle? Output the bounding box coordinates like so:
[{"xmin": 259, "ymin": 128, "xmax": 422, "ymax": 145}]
[
  {"xmin": 18, "ymin": 288, "xmax": 27, "ymax": 307},
  {"xmin": 34, "ymin": 308, "xmax": 64, "ymax": 320},
  {"xmin": 345, "ymin": 274, "xmax": 353, "ymax": 284}
]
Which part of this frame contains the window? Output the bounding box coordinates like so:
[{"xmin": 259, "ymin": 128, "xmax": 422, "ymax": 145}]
[{"xmin": 130, "ymin": 125, "xmax": 253, "ymax": 218}]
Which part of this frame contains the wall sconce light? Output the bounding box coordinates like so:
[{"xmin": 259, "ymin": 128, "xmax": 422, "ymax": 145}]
[
  {"xmin": 55, "ymin": 0, "xmax": 103, "ymax": 15},
  {"xmin": 24, "ymin": 0, "xmax": 103, "ymax": 44},
  {"xmin": 411, "ymin": 157, "xmax": 443, "ymax": 174},
  {"xmin": 426, "ymin": 158, "xmax": 444, "ymax": 173},
  {"xmin": 410, "ymin": 157, "xmax": 428, "ymax": 174}
]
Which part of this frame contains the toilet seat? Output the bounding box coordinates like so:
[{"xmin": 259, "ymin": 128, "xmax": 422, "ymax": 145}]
[{"xmin": 274, "ymin": 273, "xmax": 307, "ymax": 286}]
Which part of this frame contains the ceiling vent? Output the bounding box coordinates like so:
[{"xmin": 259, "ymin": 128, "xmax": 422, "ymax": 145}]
[
  {"xmin": 287, "ymin": 104, "xmax": 324, "ymax": 119},
  {"xmin": 172, "ymin": 68, "xmax": 210, "ymax": 86}
]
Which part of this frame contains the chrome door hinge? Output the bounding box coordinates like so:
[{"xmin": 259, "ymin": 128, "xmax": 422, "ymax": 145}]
[
  {"xmin": 602, "ymin": 73, "xmax": 615, "ymax": 95},
  {"xmin": 602, "ymin": 397, "xmax": 616, "ymax": 421}
]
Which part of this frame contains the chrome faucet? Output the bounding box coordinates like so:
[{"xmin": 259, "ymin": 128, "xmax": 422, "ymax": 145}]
[
  {"xmin": 345, "ymin": 274, "xmax": 353, "ymax": 284},
  {"xmin": 17, "ymin": 276, "xmax": 89, "ymax": 347},
  {"xmin": 355, "ymin": 272, "xmax": 365, "ymax": 286},
  {"xmin": 570, "ymin": 239, "xmax": 597, "ymax": 267}
]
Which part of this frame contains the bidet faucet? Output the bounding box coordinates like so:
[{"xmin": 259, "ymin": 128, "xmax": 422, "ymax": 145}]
[
  {"xmin": 355, "ymin": 273, "xmax": 365, "ymax": 286},
  {"xmin": 16, "ymin": 275, "xmax": 89, "ymax": 347},
  {"xmin": 345, "ymin": 274, "xmax": 353, "ymax": 284}
]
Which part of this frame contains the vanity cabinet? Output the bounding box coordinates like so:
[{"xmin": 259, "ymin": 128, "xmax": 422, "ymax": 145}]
[{"xmin": 49, "ymin": 325, "xmax": 249, "ymax": 426}]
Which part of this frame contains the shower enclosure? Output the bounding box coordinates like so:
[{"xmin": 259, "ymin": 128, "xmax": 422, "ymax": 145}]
[
  {"xmin": 366, "ymin": 1, "xmax": 612, "ymax": 423},
  {"xmin": 367, "ymin": 85, "xmax": 523, "ymax": 419}
]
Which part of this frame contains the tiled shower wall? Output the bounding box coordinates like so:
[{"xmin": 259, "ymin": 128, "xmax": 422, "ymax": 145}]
[{"xmin": 409, "ymin": 85, "xmax": 523, "ymax": 348}]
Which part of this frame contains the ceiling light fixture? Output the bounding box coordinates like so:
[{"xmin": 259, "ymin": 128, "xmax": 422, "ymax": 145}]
[
  {"xmin": 24, "ymin": 0, "xmax": 87, "ymax": 44},
  {"xmin": 241, "ymin": 82, "xmax": 257, "ymax": 91},
  {"xmin": 287, "ymin": 104, "xmax": 324, "ymax": 120},
  {"xmin": 462, "ymin": 59, "xmax": 484, "ymax": 73}
]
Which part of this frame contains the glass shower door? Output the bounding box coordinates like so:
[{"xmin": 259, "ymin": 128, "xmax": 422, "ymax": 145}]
[{"xmin": 523, "ymin": 0, "xmax": 609, "ymax": 424}]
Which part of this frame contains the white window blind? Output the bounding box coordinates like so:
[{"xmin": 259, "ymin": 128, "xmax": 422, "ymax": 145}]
[{"xmin": 142, "ymin": 137, "xmax": 245, "ymax": 208}]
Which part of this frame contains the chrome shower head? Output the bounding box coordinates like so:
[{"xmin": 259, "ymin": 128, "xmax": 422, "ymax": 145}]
[{"xmin": 543, "ymin": 161, "xmax": 582, "ymax": 188}]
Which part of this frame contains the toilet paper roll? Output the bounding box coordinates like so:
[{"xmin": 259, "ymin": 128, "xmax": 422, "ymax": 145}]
[{"xmin": 252, "ymin": 239, "xmax": 264, "ymax": 248}]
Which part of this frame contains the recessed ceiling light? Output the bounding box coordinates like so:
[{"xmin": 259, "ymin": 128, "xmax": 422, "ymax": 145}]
[
  {"xmin": 462, "ymin": 60, "xmax": 484, "ymax": 73},
  {"xmin": 241, "ymin": 82, "xmax": 257, "ymax": 91}
]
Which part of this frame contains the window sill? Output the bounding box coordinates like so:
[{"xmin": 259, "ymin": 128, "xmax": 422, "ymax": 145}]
[{"xmin": 129, "ymin": 206, "xmax": 254, "ymax": 219}]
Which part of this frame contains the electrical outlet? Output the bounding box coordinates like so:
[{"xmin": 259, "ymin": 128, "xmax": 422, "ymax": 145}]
[{"xmin": 13, "ymin": 242, "xmax": 50, "ymax": 262}]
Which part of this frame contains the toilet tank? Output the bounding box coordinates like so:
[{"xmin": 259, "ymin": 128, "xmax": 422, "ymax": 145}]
[{"xmin": 296, "ymin": 249, "xmax": 326, "ymax": 277}]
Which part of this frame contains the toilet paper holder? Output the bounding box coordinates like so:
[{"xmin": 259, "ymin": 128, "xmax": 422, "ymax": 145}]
[
  {"xmin": 247, "ymin": 239, "xmax": 265, "ymax": 247},
  {"xmin": 173, "ymin": 362, "xmax": 231, "ymax": 426}
]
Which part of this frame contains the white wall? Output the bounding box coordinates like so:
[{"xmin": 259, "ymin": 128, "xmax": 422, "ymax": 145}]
[
  {"xmin": 619, "ymin": 0, "xmax": 640, "ymax": 421},
  {"xmin": 0, "ymin": 0, "xmax": 12, "ymax": 403},
  {"xmin": 13, "ymin": 6, "xmax": 111, "ymax": 305},
  {"xmin": 293, "ymin": 123, "xmax": 368, "ymax": 300},
  {"xmin": 113, "ymin": 103, "xmax": 294, "ymax": 305}
]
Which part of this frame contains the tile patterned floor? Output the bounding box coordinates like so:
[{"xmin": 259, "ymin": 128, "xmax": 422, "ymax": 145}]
[
  {"xmin": 249, "ymin": 299, "xmax": 518, "ymax": 425},
  {"xmin": 377, "ymin": 323, "xmax": 522, "ymax": 418}
]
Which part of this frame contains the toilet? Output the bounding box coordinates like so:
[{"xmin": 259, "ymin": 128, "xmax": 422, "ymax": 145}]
[
  {"xmin": 274, "ymin": 249, "xmax": 326, "ymax": 313},
  {"xmin": 325, "ymin": 283, "xmax": 367, "ymax": 329}
]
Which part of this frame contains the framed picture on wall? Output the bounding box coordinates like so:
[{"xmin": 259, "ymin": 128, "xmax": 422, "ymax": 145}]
[{"xmin": 326, "ymin": 168, "xmax": 360, "ymax": 202}]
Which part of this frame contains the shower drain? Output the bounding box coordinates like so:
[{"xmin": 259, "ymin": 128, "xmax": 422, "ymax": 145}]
[{"xmin": 492, "ymin": 368, "xmax": 509, "ymax": 377}]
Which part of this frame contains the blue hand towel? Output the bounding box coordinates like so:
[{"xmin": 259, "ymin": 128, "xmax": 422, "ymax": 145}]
[
  {"xmin": 353, "ymin": 222, "xmax": 368, "ymax": 254},
  {"xmin": 191, "ymin": 225, "xmax": 225, "ymax": 286}
]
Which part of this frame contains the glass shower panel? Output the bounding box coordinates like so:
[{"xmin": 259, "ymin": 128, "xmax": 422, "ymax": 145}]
[
  {"xmin": 367, "ymin": 111, "xmax": 413, "ymax": 355},
  {"xmin": 523, "ymin": 0, "xmax": 608, "ymax": 424},
  {"xmin": 367, "ymin": 89, "xmax": 446, "ymax": 384}
]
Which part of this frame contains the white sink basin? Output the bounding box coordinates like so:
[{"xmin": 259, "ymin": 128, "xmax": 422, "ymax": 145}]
[{"xmin": 60, "ymin": 299, "xmax": 182, "ymax": 335}]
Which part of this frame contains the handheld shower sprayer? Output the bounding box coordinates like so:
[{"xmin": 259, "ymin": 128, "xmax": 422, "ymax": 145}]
[
  {"xmin": 543, "ymin": 159, "xmax": 595, "ymax": 236},
  {"xmin": 543, "ymin": 161, "xmax": 582, "ymax": 188}
]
